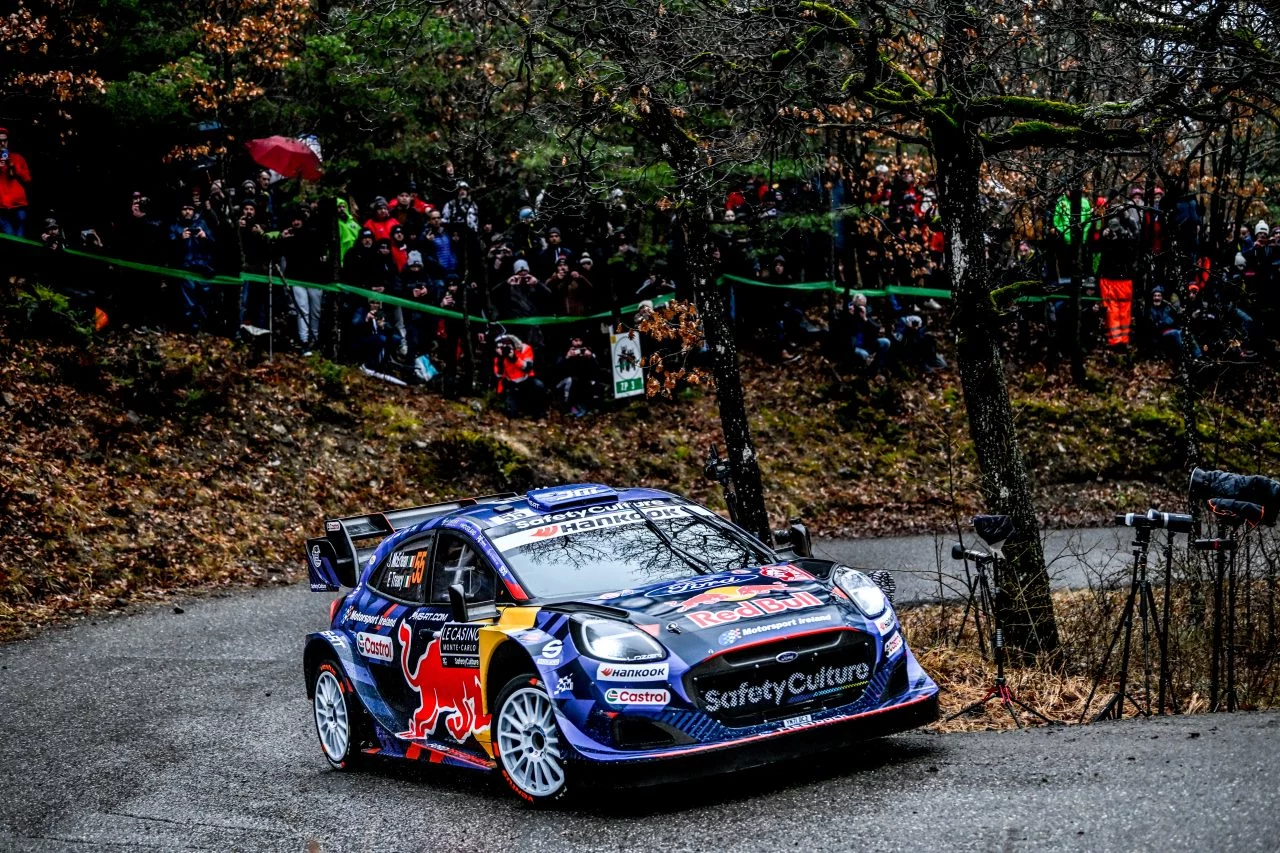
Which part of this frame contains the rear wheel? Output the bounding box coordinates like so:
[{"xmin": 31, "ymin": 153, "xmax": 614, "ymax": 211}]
[
  {"xmin": 310, "ymin": 657, "xmax": 370, "ymax": 770},
  {"xmin": 493, "ymin": 675, "xmax": 572, "ymax": 804}
]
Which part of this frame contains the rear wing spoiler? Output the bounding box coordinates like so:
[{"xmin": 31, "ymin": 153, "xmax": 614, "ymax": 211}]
[{"xmin": 305, "ymin": 492, "xmax": 519, "ymax": 591}]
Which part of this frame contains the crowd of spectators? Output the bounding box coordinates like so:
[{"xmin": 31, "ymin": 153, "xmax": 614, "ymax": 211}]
[{"xmin": 5, "ymin": 126, "xmax": 1278, "ymax": 417}]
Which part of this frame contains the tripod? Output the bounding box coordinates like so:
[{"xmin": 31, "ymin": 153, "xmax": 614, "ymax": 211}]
[
  {"xmin": 1081, "ymin": 522, "xmax": 1164, "ymax": 722},
  {"xmin": 946, "ymin": 550, "xmax": 1053, "ymax": 727},
  {"xmin": 1193, "ymin": 524, "xmax": 1240, "ymax": 713}
]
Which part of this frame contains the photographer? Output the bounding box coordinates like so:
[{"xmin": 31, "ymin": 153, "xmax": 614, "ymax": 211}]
[
  {"xmin": 845, "ymin": 294, "xmax": 892, "ymax": 374},
  {"xmin": 493, "ymin": 333, "xmax": 545, "ymax": 418},
  {"xmin": 554, "ymin": 337, "xmax": 604, "ymax": 416},
  {"xmin": 0, "ymin": 127, "xmax": 32, "ymax": 237},
  {"xmin": 169, "ymin": 202, "xmax": 216, "ymax": 332}
]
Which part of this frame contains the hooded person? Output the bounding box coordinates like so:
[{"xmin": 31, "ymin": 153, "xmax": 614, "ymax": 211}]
[
  {"xmin": 336, "ymin": 198, "xmax": 360, "ymax": 263},
  {"xmin": 492, "ymin": 332, "xmax": 545, "ymax": 417}
]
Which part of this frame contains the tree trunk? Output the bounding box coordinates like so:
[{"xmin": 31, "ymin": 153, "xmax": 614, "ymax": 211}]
[
  {"xmin": 677, "ymin": 198, "xmax": 771, "ymax": 543},
  {"xmin": 932, "ymin": 127, "xmax": 1060, "ymax": 657}
]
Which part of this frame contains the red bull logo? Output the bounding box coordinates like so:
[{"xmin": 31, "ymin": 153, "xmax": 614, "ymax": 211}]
[
  {"xmin": 676, "ymin": 583, "xmax": 790, "ymax": 613},
  {"xmin": 685, "ymin": 590, "xmax": 824, "ymax": 630},
  {"xmin": 397, "ymin": 622, "xmax": 491, "ymax": 743}
]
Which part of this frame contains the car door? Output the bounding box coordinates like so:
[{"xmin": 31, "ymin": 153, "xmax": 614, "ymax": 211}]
[
  {"xmin": 396, "ymin": 531, "xmax": 498, "ymax": 747},
  {"xmin": 355, "ymin": 532, "xmax": 434, "ymax": 718}
]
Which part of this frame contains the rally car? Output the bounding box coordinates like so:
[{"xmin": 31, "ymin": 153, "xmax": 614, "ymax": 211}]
[{"xmin": 303, "ymin": 484, "xmax": 938, "ymax": 803}]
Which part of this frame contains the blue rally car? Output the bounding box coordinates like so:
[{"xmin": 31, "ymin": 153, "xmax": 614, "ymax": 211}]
[{"xmin": 304, "ymin": 484, "xmax": 939, "ymax": 803}]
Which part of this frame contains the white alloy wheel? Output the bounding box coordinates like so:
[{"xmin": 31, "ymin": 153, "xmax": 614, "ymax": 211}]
[
  {"xmin": 313, "ymin": 668, "xmax": 351, "ymax": 766},
  {"xmin": 495, "ymin": 684, "xmax": 567, "ymax": 800}
]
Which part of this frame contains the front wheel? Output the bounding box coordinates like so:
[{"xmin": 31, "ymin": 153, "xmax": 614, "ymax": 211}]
[{"xmin": 493, "ymin": 675, "xmax": 573, "ymax": 804}]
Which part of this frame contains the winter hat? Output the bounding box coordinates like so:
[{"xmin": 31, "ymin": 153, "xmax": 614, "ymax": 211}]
[
  {"xmin": 407, "ymin": 250, "xmax": 423, "ymax": 267},
  {"xmin": 359, "ymin": 228, "xmax": 374, "ymax": 239},
  {"xmin": 1235, "ymin": 253, "xmax": 1247, "ymax": 268},
  {"xmin": 579, "ymin": 253, "xmax": 593, "ymax": 264},
  {"xmin": 1256, "ymin": 220, "xmax": 1270, "ymax": 236},
  {"xmin": 547, "ymin": 226, "xmax": 561, "ymax": 235},
  {"xmin": 513, "ymin": 259, "xmax": 530, "ymax": 273},
  {"xmin": 518, "ymin": 206, "xmax": 535, "ymax": 221},
  {"xmin": 1151, "ymin": 285, "xmax": 1164, "ymax": 294},
  {"xmin": 373, "ymin": 196, "xmax": 389, "ymax": 209}
]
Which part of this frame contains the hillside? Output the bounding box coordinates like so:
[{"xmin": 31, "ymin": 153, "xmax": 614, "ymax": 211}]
[{"xmin": 3, "ymin": 293, "xmax": 1279, "ymax": 638}]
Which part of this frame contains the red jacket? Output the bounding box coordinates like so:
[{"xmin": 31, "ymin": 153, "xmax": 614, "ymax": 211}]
[
  {"xmin": 493, "ymin": 342, "xmax": 535, "ymax": 392},
  {"xmin": 0, "ymin": 152, "xmax": 31, "ymax": 209},
  {"xmin": 363, "ymin": 216, "xmax": 397, "ymax": 241}
]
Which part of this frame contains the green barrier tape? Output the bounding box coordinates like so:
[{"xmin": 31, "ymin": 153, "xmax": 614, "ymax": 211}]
[
  {"xmin": 0, "ymin": 232, "xmax": 672, "ymax": 326},
  {"xmin": 719, "ymin": 273, "xmax": 1100, "ymax": 302}
]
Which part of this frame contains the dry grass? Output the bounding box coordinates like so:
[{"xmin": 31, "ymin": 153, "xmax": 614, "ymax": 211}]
[{"xmin": 906, "ymin": 572, "xmax": 1280, "ymax": 732}]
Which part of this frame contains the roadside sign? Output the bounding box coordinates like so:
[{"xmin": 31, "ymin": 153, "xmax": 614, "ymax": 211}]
[{"xmin": 610, "ymin": 332, "xmax": 644, "ymax": 399}]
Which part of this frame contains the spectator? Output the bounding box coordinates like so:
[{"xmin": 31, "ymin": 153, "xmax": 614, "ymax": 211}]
[
  {"xmin": 442, "ymin": 181, "xmax": 480, "ymax": 232},
  {"xmin": 1096, "ymin": 209, "xmax": 1139, "ymax": 350},
  {"xmin": 555, "ymin": 337, "xmax": 603, "ymax": 416},
  {"xmin": 336, "ymin": 198, "xmax": 360, "ymax": 264},
  {"xmin": 1145, "ymin": 286, "xmax": 1185, "ymax": 361},
  {"xmin": 364, "ymin": 197, "xmax": 397, "ymax": 241},
  {"xmin": 390, "ymin": 183, "xmax": 428, "ymax": 239},
  {"xmin": 535, "ymin": 226, "xmax": 574, "ymax": 278},
  {"xmin": 237, "ymin": 199, "xmax": 272, "ymax": 334},
  {"xmin": 169, "ymin": 202, "xmax": 216, "ymax": 332},
  {"xmin": 493, "ymin": 333, "xmax": 544, "ymax": 417},
  {"xmin": 389, "ymin": 223, "xmax": 410, "ymax": 270},
  {"xmin": 846, "ymin": 296, "xmax": 891, "ymax": 373},
  {"xmin": 254, "ymin": 169, "xmax": 277, "ymax": 227},
  {"xmin": 505, "ymin": 258, "xmax": 554, "ymax": 320},
  {"xmin": 0, "ymin": 127, "xmax": 32, "ymax": 237},
  {"xmin": 278, "ymin": 208, "xmax": 325, "ymax": 354}
]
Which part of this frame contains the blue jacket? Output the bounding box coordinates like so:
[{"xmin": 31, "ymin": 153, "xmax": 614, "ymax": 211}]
[{"xmin": 169, "ymin": 216, "xmax": 215, "ymax": 273}]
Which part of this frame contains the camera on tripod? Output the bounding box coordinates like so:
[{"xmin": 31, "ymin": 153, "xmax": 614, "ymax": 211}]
[
  {"xmin": 1188, "ymin": 467, "xmax": 1280, "ymax": 526},
  {"xmin": 1114, "ymin": 509, "xmax": 1194, "ymax": 533}
]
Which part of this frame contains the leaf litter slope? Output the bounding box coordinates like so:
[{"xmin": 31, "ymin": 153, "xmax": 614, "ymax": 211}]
[{"xmin": 2, "ymin": 324, "xmax": 1277, "ymax": 639}]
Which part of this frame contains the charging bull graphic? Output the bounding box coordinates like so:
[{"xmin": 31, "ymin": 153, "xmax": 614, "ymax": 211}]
[
  {"xmin": 397, "ymin": 621, "xmax": 490, "ymax": 743},
  {"xmin": 676, "ymin": 583, "xmax": 790, "ymax": 612}
]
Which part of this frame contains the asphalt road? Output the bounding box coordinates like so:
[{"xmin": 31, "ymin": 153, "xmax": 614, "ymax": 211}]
[
  {"xmin": 815, "ymin": 527, "xmax": 1135, "ymax": 603},
  {"xmin": 4, "ymin": 578, "xmax": 1279, "ymax": 853}
]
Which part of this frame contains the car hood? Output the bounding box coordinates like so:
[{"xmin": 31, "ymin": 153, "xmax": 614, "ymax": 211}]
[{"xmin": 571, "ymin": 563, "xmax": 854, "ymax": 657}]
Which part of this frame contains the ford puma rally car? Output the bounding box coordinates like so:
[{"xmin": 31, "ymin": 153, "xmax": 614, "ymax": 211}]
[{"xmin": 303, "ymin": 484, "xmax": 938, "ymax": 803}]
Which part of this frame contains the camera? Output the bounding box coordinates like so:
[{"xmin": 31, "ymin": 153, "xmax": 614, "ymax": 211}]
[{"xmin": 1188, "ymin": 467, "xmax": 1280, "ymax": 525}]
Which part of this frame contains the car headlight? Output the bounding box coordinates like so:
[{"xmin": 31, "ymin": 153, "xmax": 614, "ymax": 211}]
[
  {"xmin": 571, "ymin": 616, "xmax": 668, "ymax": 663},
  {"xmin": 833, "ymin": 566, "xmax": 889, "ymax": 618}
]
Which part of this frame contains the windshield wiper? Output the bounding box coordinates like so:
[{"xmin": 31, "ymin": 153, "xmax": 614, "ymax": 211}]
[{"xmin": 636, "ymin": 511, "xmax": 711, "ymax": 574}]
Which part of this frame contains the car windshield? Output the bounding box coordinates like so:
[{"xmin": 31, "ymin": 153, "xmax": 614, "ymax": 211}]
[{"xmin": 485, "ymin": 501, "xmax": 773, "ymax": 599}]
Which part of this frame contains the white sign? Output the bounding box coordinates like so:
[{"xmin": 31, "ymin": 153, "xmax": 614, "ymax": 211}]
[
  {"xmin": 610, "ymin": 333, "xmax": 644, "ymax": 399},
  {"xmin": 597, "ymin": 662, "xmax": 670, "ymax": 681}
]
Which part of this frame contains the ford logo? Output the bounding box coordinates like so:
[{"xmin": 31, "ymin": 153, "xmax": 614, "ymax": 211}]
[{"xmin": 776, "ymin": 651, "xmax": 798, "ymax": 664}]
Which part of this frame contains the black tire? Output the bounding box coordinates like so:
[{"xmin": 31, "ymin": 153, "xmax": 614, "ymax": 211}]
[
  {"xmin": 492, "ymin": 674, "xmax": 574, "ymax": 805},
  {"xmin": 309, "ymin": 656, "xmax": 372, "ymax": 770}
]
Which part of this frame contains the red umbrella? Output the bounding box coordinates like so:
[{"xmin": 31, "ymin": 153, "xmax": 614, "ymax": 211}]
[{"xmin": 244, "ymin": 136, "xmax": 323, "ymax": 181}]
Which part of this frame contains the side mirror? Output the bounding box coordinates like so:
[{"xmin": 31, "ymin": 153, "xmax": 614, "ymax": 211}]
[
  {"xmin": 447, "ymin": 583, "xmax": 469, "ymax": 623},
  {"xmin": 447, "ymin": 582, "xmax": 499, "ymax": 623}
]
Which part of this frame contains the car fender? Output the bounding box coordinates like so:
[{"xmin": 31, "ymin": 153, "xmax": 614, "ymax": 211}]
[{"xmin": 304, "ymin": 629, "xmax": 401, "ymax": 736}]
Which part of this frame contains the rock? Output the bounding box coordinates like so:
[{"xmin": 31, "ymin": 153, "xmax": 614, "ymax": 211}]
[{"xmin": 271, "ymin": 423, "xmax": 288, "ymax": 436}]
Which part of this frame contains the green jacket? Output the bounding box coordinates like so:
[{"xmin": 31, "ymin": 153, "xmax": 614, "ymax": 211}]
[
  {"xmin": 1053, "ymin": 195, "xmax": 1092, "ymax": 244},
  {"xmin": 337, "ymin": 200, "xmax": 360, "ymax": 262}
]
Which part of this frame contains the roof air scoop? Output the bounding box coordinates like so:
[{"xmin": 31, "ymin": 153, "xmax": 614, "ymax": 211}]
[{"xmin": 526, "ymin": 484, "xmax": 620, "ymax": 513}]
